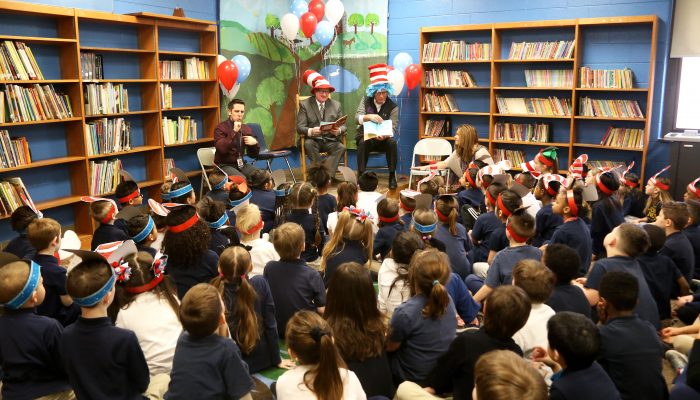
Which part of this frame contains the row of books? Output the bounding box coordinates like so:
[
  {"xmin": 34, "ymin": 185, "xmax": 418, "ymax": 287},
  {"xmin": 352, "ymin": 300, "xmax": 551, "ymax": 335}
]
[
  {"xmin": 162, "ymin": 116, "xmax": 198, "ymax": 145},
  {"xmin": 423, "ymin": 92, "xmax": 459, "ymax": 112},
  {"xmin": 600, "ymin": 126, "xmax": 644, "ymax": 149},
  {"xmin": 84, "ymin": 118, "xmax": 132, "ymax": 156},
  {"xmin": 80, "ymin": 52, "xmax": 103, "ymax": 80},
  {"xmin": 423, "ymin": 119, "xmax": 451, "ymax": 137},
  {"xmin": 2, "ymin": 84, "xmax": 73, "ymax": 123},
  {"xmin": 524, "ymin": 69, "xmax": 573, "ymax": 88},
  {"xmin": 495, "ymin": 96, "xmax": 572, "ymax": 116},
  {"xmin": 159, "ymin": 57, "xmax": 211, "ymax": 80},
  {"xmin": 579, "ymin": 67, "xmax": 634, "ymax": 89},
  {"xmin": 494, "ymin": 123, "xmax": 550, "ymax": 142},
  {"xmin": 89, "ymin": 158, "xmax": 122, "ymax": 195},
  {"xmin": 84, "ymin": 83, "xmax": 129, "ymax": 116},
  {"xmin": 0, "ymin": 41, "xmax": 44, "ymax": 81},
  {"xmin": 0, "ymin": 177, "xmax": 33, "ymax": 217},
  {"xmin": 578, "ymin": 97, "xmax": 644, "ymax": 119},
  {"xmin": 508, "ymin": 40, "xmax": 575, "ymax": 60},
  {"xmin": 588, "ymin": 160, "xmax": 624, "ymax": 170},
  {"xmin": 424, "ymin": 69, "xmax": 477, "ymax": 87},
  {"xmin": 164, "ymin": 158, "xmax": 176, "ymax": 179},
  {"xmin": 160, "ymin": 83, "xmax": 173, "ymax": 109},
  {"xmin": 0, "ymin": 130, "xmax": 31, "ymax": 169},
  {"xmin": 422, "ymin": 41, "xmax": 491, "ymax": 62},
  {"xmin": 493, "ymin": 149, "xmax": 525, "ymax": 166}
]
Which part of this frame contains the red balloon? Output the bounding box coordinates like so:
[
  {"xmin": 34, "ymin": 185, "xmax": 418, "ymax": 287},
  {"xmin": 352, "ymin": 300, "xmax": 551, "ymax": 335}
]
[
  {"xmin": 405, "ymin": 63, "xmax": 423, "ymax": 91},
  {"xmin": 308, "ymin": 0, "xmax": 325, "ymax": 22},
  {"xmin": 217, "ymin": 60, "xmax": 238, "ymax": 91},
  {"xmin": 300, "ymin": 12, "xmax": 318, "ymax": 38}
]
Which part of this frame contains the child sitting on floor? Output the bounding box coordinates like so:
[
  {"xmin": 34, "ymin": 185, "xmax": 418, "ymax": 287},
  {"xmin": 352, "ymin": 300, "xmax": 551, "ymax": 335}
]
[
  {"xmin": 656, "ymin": 201, "xmax": 695, "ymax": 282},
  {"xmin": 374, "ymin": 197, "xmax": 405, "ymax": 260},
  {"xmin": 308, "ymin": 163, "xmax": 336, "ymax": 237},
  {"xmin": 204, "ymin": 169, "xmax": 229, "ymax": 203},
  {"xmin": 469, "ymin": 183, "xmax": 507, "ymax": 265},
  {"xmin": 197, "ymin": 197, "xmax": 236, "ymax": 256},
  {"xmin": 550, "ymin": 185, "xmax": 592, "ymax": 276},
  {"xmin": 127, "ymin": 213, "xmax": 159, "ymax": 258},
  {"xmin": 327, "ymin": 181, "xmax": 359, "ymax": 236},
  {"xmin": 284, "ymin": 182, "xmax": 324, "ymax": 265},
  {"xmin": 434, "ymin": 194, "xmax": 473, "ymax": 279},
  {"xmin": 619, "ymin": 171, "xmax": 646, "ymax": 219},
  {"xmin": 249, "ymin": 169, "xmax": 277, "ymax": 234},
  {"xmin": 511, "ymin": 259, "xmax": 556, "ymax": 357},
  {"xmin": 543, "ymin": 244, "xmax": 591, "ymax": 318},
  {"xmin": 87, "ymin": 198, "xmax": 129, "ymax": 250},
  {"xmin": 590, "ymin": 170, "xmax": 625, "ymax": 259},
  {"xmin": 236, "ymin": 203, "xmax": 279, "ymax": 276},
  {"xmin": 4, "ymin": 205, "xmax": 38, "ymax": 259},
  {"xmin": 643, "ymin": 167, "xmax": 673, "ymax": 223},
  {"xmin": 458, "ymin": 166, "xmax": 485, "ymax": 231},
  {"xmin": 532, "ymin": 174, "xmax": 565, "ymax": 247},
  {"xmin": 320, "ymin": 207, "xmax": 373, "ymax": 287},
  {"xmin": 357, "ymin": 171, "xmax": 382, "ymax": 225},
  {"xmin": 378, "ymin": 231, "xmax": 425, "ymax": 317}
]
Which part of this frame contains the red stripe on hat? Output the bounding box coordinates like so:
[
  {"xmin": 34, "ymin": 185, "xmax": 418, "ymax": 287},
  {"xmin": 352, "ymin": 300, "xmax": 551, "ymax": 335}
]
[
  {"xmin": 654, "ymin": 179, "xmax": 670, "ymax": 191},
  {"xmin": 689, "ymin": 179, "xmax": 700, "ymax": 197},
  {"xmin": 100, "ymin": 203, "xmax": 116, "ymax": 224},
  {"xmin": 506, "ymin": 223, "xmax": 528, "ymax": 243},
  {"xmin": 239, "ymin": 218, "xmax": 264, "ymax": 236},
  {"xmin": 118, "ymin": 188, "xmax": 140, "ymax": 204},
  {"xmin": 497, "ymin": 194, "xmax": 512, "ymax": 217},
  {"xmin": 566, "ymin": 190, "xmax": 579, "ymax": 217},
  {"xmin": 596, "ymin": 174, "xmax": 614, "ymax": 195},
  {"xmin": 169, "ymin": 213, "xmax": 199, "ymax": 233},
  {"xmin": 465, "ymin": 171, "xmax": 477, "ymax": 188},
  {"xmin": 485, "ymin": 190, "xmax": 497, "ymax": 207},
  {"xmin": 379, "ymin": 214, "xmax": 399, "ymax": 223},
  {"xmin": 125, "ymin": 275, "xmax": 164, "ymax": 294},
  {"xmin": 624, "ymin": 179, "xmax": 638, "ymax": 188},
  {"xmin": 536, "ymin": 152, "xmax": 554, "ymax": 167}
]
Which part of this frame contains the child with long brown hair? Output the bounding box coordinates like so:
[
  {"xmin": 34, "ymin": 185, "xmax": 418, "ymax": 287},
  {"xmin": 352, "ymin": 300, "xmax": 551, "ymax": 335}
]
[
  {"xmin": 643, "ymin": 167, "xmax": 673, "ymax": 223},
  {"xmin": 374, "ymin": 197, "xmax": 405, "ymax": 260},
  {"xmin": 434, "ymin": 194, "xmax": 472, "ymax": 279},
  {"xmin": 386, "ymin": 249, "xmax": 456, "ymax": 386},
  {"xmin": 325, "ymin": 262, "xmax": 395, "ymax": 398},
  {"xmin": 115, "ymin": 251, "xmax": 182, "ymax": 377},
  {"xmin": 378, "ymin": 231, "xmax": 426, "ymax": 316},
  {"xmin": 320, "ymin": 208, "xmax": 374, "ymax": 287},
  {"xmin": 284, "ymin": 182, "xmax": 324, "ymax": 265},
  {"xmin": 327, "ymin": 181, "xmax": 359, "ymax": 236},
  {"xmin": 620, "ymin": 171, "xmax": 646, "ymax": 218},
  {"xmin": 308, "ymin": 163, "xmax": 336, "ymax": 237},
  {"xmin": 532, "ymin": 174, "xmax": 565, "ymax": 247},
  {"xmin": 276, "ymin": 310, "xmax": 366, "ymax": 400},
  {"xmin": 210, "ymin": 246, "xmax": 292, "ymax": 373},
  {"xmin": 533, "ymin": 146, "xmax": 559, "ymax": 174},
  {"xmin": 161, "ymin": 205, "xmax": 219, "ymax": 299}
]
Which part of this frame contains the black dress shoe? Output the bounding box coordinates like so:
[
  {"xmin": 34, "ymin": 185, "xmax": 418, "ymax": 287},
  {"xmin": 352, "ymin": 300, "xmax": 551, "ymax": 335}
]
[{"xmin": 389, "ymin": 173, "xmax": 397, "ymax": 189}]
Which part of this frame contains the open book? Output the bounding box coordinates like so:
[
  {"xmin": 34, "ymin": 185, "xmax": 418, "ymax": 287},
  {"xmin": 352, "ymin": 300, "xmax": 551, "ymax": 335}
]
[
  {"xmin": 363, "ymin": 120, "xmax": 393, "ymax": 141},
  {"xmin": 319, "ymin": 115, "xmax": 347, "ymax": 132}
]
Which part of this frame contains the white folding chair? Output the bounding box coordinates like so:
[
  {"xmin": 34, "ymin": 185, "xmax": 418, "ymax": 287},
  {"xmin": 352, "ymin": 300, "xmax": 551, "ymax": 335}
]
[
  {"xmin": 408, "ymin": 138, "xmax": 453, "ymax": 190},
  {"xmin": 196, "ymin": 147, "xmax": 216, "ymax": 198}
]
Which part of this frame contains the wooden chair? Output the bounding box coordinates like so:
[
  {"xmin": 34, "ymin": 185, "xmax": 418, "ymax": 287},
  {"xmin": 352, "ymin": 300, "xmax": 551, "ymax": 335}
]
[{"xmin": 296, "ymin": 94, "xmax": 348, "ymax": 180}]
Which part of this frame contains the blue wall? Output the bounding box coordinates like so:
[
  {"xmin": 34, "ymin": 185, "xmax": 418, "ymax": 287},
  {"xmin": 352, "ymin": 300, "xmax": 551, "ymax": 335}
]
[{"xmin": 388, "ymin": 0, "xmax": 674, "ymax": 176}]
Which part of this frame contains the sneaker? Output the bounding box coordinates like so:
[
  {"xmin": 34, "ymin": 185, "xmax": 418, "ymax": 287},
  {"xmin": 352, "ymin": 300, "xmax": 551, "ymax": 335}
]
[{"xmin": 666, "ymin": 349, "xmax": 689, "ymax": 373}]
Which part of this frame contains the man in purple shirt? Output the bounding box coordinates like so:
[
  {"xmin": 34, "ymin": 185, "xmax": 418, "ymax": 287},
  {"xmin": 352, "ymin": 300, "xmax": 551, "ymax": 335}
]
[{"xmin": 214, "ymin": 98, "xmax": 260, "ymax": 178}]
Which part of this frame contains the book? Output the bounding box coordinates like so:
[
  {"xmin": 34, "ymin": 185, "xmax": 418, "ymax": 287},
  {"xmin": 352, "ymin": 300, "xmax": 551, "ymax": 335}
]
[
  {"xmin": 493, "ymin": 149, "xmax": 525, "ymax": 166},
  {"xmin": 0, "ymin": 41, "xmax": 45, "ymax": 80},
  {"xmin": 599, "ymin": 126, "xmax": 644, "ymax": 149},
  {"xmin": 495, "ymin": 96, "xmax": 571, "ymax": 116},
  {"xmin": 160, "ymin": 83, "xmax": 173, "ymax": 109},
  {"xmin": 0, "ymin": 177, "xmax": 35, "ymax": 217},
  {"xmin": 162, "ymin": 115, "xmax": 198, "ymax": 145},
  {"xmin": 508, "ymin": 40, "xmax": 575, "ymax": 60},
  {"xmin": 3, "ymin": 84, "xmax": 73, "ymax": 122},
  {"xmin": 524, "ymin": 69, "xmax": 573, "ymax": 88},
  {"xmin": 494, "ymin": 123, "xmax": 550, "ymax": 142},
  {"xmin": 577, "ymin": 97, "xmax": 644, "ymax": 119},
  {"xmin": 164, "ymin": 158, "xmax": 176, "ymax": 180},
  {"xmin": 424, "ymin": 69, "xmax": 477, "ymax": 87},
  {"xmin": 588, "ymin": 160, "xmax": 625, "ymax": 170},
  {"xmin": 363, "ymin": 120, "xmax": 393, "ymax": 140},
  {"xmin": 80, "ymin": 52, "xmax": 104, "ymax": 80},
  {"xmin": 319, "ymin": 115, "xmax": 347, "ymax": 132},
  {"xmin": 422, "ymin": 41, "xmax": 491, "ymax": 62},
  {"xmin": 89, "ymin": 158, "xmax": 122, "ymax": 195},
  {"xmin": 159, "ymin": 57, "xmax": 210, "ymax": 80},
  {"xmin": 424, "ymin": 119, "xmax": 451, "ymax": 137},
  {"xmin": 579, "ymin": 67, "xmax": 634, "ymax": 89},
  {"xmin": 0, "ymin": 130, "xmax": 31, "ymax": 168},
  {"xmin": 84, "ymin": 118, "xmax": 132, "ymax": 156},
  {"xmin": 84, "ymin": 83, "xmax": 129, "ymax": 116},
  {"xmin": 423, "ymin": 91, "xmax": 459, "ymax": 112}
]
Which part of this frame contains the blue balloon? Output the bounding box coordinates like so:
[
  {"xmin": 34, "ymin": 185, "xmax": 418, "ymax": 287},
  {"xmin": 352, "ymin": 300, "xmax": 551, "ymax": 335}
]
[
  {"xmin": 315, "ymin": 21, "xmax": 335, "ymax": 47},
  {"xmin": 392, "ymin": 52, "xmax": 413, "ymax": 74},
  {"xmin": 290, "ymin": 0, "xmax": 308, "ymax": 19},
  {"xmin": 232, "ymin": 55, "xmax": 251, "ymax": 84}
]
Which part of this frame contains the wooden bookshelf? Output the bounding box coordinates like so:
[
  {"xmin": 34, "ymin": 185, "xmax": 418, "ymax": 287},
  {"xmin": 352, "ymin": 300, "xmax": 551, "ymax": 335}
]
[
  {"xmin": 0, "ymin": 0, "xmax": 219, "ymax": 242},
  {"xmin": 419, "ymin": 16, "xmax": 657, "ymax": 181}
]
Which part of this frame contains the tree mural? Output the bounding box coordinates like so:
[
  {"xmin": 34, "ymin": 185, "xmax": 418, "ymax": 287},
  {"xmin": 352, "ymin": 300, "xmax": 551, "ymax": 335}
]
[
  {"xmin": 365, "ymin": 13, "xmax": 379, "ymax": 34},
  {"xmin": 265, "ymin": 14, "xmax": 280, "ymax": 37},
  {"xmin": 348, "ymin": 13, "xmax": 364, "ymax": 34}
]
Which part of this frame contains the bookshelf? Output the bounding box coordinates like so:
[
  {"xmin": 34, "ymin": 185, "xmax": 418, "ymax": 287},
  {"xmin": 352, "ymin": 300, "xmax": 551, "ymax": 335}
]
[
  {"xmin": 419, "ymin": 16, "xmax": 657, "ymax": 180},
  {"xmin": 0, "ymin": 1, "xmax": 219, "ymax": 244}
]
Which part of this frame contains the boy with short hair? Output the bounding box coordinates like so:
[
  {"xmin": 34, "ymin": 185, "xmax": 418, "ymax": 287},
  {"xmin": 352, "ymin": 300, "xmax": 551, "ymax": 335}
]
[
  {"xmin": 4, "ymin": 205, "xmax": 38, "ymax": 259},
  {"xmin": 357, "ymin": 171, "xmax": 382, "ymax": 225},
  {"xmin": 114, "ymin": 179, "xmax": 142, "ymax": 209},
  {"xmin": 0, "ymin": 255, "xmax": 73, "ymax": 399},
  {"xmin": 532, "ymin": 312, "xmax": 620, "ymax": 400},
  {"xmin": 424, "ymin": 286, "xmax": 532, "ymax": 400},
  {"xmin": 597, "ymin": 271, "xmax": 668, "ymax": 400},
  {"xmin": 204, "ymin": 169, "xmax": 229, "ymax": 203},
  {"xmin": 61, "ymin": 251, "xmax": 151, "ymax": 399},
  {"xmin": 473, "ymin": 208, "xmax": 541, "ymax": 303},
  {"xmin": 90, "ymin": 200, "xmax": 129, "ymax": 250},
  {"xmin": 165, "ymin": 283, "xmax": 254, "ymax": 400},
  {"xmin": 28, "ymin": 218, "xmax": 79, "ymax": 326},
  {"xmin": 264, "ymin": 222, "xmax": 326, "ymax": 337},
  {"xmin": 656, "ymin": 201, "xmax": 695, "ymax": 281},
  {"xmin": 638, "ymin": 224, "xmax": 689, "ymax": 320},
  {"xmin": 511, "ymin": 259, "xmax": 556, "ymax": 356},
  {"xmin": 544, "ymin": 244, "xmax": 591, "ymax": 318},
  {"xmin": 580, "ymin": 223, "xmax": 661, "ymax": 329}
]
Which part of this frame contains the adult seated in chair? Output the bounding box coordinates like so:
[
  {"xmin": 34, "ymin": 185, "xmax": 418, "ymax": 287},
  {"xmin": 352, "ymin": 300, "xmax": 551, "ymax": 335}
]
[
  {"xmin": 355, "ymin": 63, "xmax": 398, "ymax": 189},
  {"xmin": 214, "ymin": 98, "xmax": 260, "ymax": 178},
  {"xmin": 296, "ymin": 69, "xmax": 346, "ymax": 179}
]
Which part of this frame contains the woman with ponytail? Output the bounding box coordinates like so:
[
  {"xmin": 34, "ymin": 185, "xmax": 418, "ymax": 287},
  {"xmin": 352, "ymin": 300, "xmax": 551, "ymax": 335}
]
[
  {"xmin": 211, "ymin": 246, "xmax": 292, "ymax": 373},
  {"xmin": 386, "ymin": 249, "xmax": 456, "ymax": 386},
  {"xmin": 434, "ymin": 194, "xmax": 472, "ymax": 279},
  {"xmin": 277, "ymin": 310, "xmax": 366, "ymax": 400}
]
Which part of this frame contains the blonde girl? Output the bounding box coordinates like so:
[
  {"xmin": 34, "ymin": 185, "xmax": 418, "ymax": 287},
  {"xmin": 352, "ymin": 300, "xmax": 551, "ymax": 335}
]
[{"xmin": 320, "ymin": 207, "xmax": 374, "ymax": 287}]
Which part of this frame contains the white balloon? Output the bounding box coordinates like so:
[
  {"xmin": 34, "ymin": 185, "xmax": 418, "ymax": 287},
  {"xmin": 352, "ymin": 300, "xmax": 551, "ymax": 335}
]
[
  {"xmin": 387, "ymin": 69, "xmax": 405, "ymax": 95},
  {"xmin": 325, "ymin": 0, "xmax": 345, "ymax": 27},
  {"xmin": 219, "ymin": 82, "xmax": 240, "ymax": 99},
  {"xmin": 281, "ymin": 13, "xmax": 300, "ymax": 41},
  {"xmin": 217, "ymin": 54, "xmax": 227, "ymax": 67}
]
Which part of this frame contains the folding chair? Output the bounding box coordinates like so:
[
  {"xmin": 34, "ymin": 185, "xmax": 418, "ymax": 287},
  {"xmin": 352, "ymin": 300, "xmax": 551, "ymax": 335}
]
[
  {"xmin": 408, "ymin": 138, "xmax": 453, "ymax": 190},
  {"xmin": 196, "ymin": 147, "xmax": 216, "ymax": 198}
]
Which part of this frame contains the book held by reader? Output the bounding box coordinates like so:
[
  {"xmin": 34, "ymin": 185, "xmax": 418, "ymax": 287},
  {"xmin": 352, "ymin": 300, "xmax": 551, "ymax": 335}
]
[
  {"xmin": 363, "ymin": 120, "xmax": 393, "ymax": 141},
  {"xmin": 319, "ymin": 115, "xmax": 347, "ymax": 132}
]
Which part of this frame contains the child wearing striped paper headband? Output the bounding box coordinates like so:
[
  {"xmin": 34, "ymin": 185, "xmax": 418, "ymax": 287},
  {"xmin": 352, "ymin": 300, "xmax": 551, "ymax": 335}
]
[
  {"xmin": 643, "ymin": 166, "xmax": 673, "ymax": 223},
  {"xmin": 0, "ymin": 254, "xmax": 74, "ymax": 400},
  {"xmin": 374, "ymin": 197, "xmax": 405, "ymax": 260},
  {"xmin": 686, "ymin": 177, "xmax": 700, "ymax": 202},
  {"xmin": 236, "ymin": 203, "xmax": 279, "ymax": 276},
  {"xmin": 532, "ymin": 174, "xmax": 565, "ymax": 247},
  {"xmin": 88, "ymin": 198, "xmax": 129, "ymax": 250},
  {"xmin": 162, "ymin": 205, "xmax": 219, "ymax": 299},
  {"xmin": 550, "ymin": 185, "xmax": 593, "ymax": 276},
  {"xmin": 320, "ymin": 207, "xmax": 374, "ymax": 287},
  {"xmin": 591, "ymin": 171, "xmax": 625, "ymax": 259}
]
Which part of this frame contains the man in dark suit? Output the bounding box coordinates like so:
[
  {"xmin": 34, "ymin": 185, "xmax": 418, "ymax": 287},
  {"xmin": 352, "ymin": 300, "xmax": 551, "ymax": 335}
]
[
  {"xmin": 296, "ymin": 69, "xmax": 346, "ymax": 179},
  {"xmin": 214, "ymin": 98, "xmax": 260, "ymax": 178}
]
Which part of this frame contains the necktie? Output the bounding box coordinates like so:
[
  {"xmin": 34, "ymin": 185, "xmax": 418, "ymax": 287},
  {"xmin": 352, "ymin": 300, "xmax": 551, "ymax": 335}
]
[{"xmin": 319, "ymin": 102, "xmax": 325, "ymax": 120}]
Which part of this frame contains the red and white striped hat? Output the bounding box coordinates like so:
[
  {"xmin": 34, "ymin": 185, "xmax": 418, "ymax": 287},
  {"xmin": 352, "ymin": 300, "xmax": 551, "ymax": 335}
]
[
  {"xmin": 688, "ymin": 177, "xmax": 700, "ymax": 198},
  {"xmin": 302, "ymin": 69, "xmax": 335, "ymax": 93},
  {"xmin": 368, "ymin": 63, "xmax": 390, "ymax": 86},
  {"xmin": 520, "ymin": 160, "xmax": 541, "ymax": 178},
  {"xmin": 568, "ymin": 154, "xmax": 588, "ymax": 180}
]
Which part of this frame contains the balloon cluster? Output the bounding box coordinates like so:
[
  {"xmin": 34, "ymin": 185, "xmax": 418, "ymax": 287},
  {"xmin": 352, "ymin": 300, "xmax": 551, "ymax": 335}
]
[
  {"xmin": 217, "ymin": 55, "xmax": 252, "ymax": 99},
  {"xmin": 388, "ymin": 52, "xmax": 423, "ymax": 96},
  {"xmin": 281, "ymin": 0, "xmax": 345, "ymax": 47}
]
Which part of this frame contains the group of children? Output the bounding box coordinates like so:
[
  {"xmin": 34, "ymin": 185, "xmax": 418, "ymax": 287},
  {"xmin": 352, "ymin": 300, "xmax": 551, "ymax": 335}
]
[{"xmin": 3, "ymin": 134, "xmax": 700, "ymax": 400}]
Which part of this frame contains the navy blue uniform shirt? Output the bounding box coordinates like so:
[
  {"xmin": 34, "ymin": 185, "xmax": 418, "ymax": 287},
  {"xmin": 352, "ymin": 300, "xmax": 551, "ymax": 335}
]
[
  {"xmin": 533, "ymin": 203, "xmax": 563, "ymax": 247},
  {"xmin": 61, "ymin": 317, "xmax": 149, "ymax": 400},
  {"xmin": 323, "ymin": 240, "xmax": 368, "ymax": 287},
  {"xmin": 91, "ymin": 223, "xmax": 129, "ymax": 250},
  {"xmin": 318, "ymin": 193, "xmax": 336, "ymax": 236},
  {"xmin": 285, "ymin": 209, "xmax": 322, "ymax": 262},
  {"xmin": 546, "ymin": 284, "xmax": 592, "ymax": 318},
  {"xmin": 168, "ymin": 249, "xmax": 219, "ymax": 299},
  {"xmin": 470, "ymin": 211, "xmax": 502, "ymax": 263},
  {"xmin": 251, "ymin": 188, "xmax": 277, "ymax": 234},
  {"xmin": 435, "ymin": 223, "xmax": 473, "ymax": 278},
  {"xmin": 550, "ymin": 217, "xmax": 593, "ymax": 276},
  {"xmin": 0, "ymin": 309, "xmax": 70, "ymax": 400},
  {"xmin": 661, "ymin": 231, "xmax": 696, "ymax": 281},
  {"xmin": 550, "ymin": 362, "xmax": 621, "ymax": 400},
  {"xmin": 637, "ymin": 252, "xmax": 682, "ymax": 319},
  {"xmin": 33, "ymin": 254, "xmax": 79, "ymax": 326},
  {"xmin": 4, "ymin": 233, "xmax": 36, "ymax": 260},
  {"xmin": 591, "ymin": 200, "xmax": 624, "ymax": 257},
  {"xmin": 374, "ymin": 221, "xmax": 404, "ymax": 259},
  {"xmin": 685, "ymin": 224, "xmax": 700, "ymax": 279}
]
